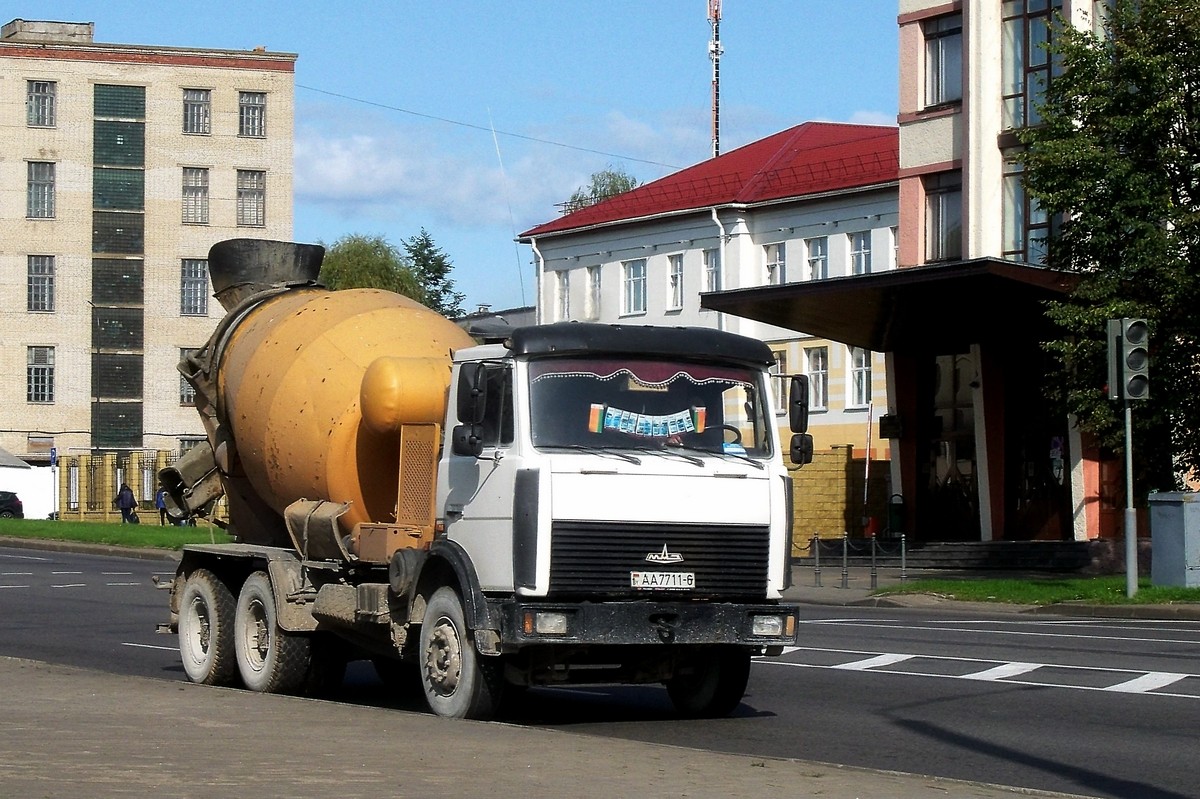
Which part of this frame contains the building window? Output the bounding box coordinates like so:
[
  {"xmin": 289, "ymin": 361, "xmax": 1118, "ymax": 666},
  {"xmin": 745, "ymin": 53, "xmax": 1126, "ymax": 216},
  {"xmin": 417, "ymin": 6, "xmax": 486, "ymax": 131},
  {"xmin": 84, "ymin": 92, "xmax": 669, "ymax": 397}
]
[
  {"xmin": 27, "ymin": 162, "xmax": 55, "ymax": 218},
  {"xmin": 703, "ymin": 248, "xmax": 721, "ymax": 293},
  {"xmin": 622, "ymin": 258, "xmax": 647, "ymax": 315},
  {"xmin": 925, "ymin": 13, "xmax": 963, "ymax": 108},
  {"xmin": 27, "ymin": 255, "xmax": 56, "ymax": 312},
  {"xmin": 805, "ymin": 347, "xmax": 828, "ymax": 411},
  {"xmin": 183, "ymin": 89, "xmax": 211, "ymax": 134},
  {"xmin": 850, "ymin": 231, "xmax": 872, "ymax": 275},
  {"xmin": 667, "ymin": 253, "xmax": 684, "ymax": 310},
  {"xmin": 765, "ymin": 243, "xmax": 786, "ymax": 285},
  {"xmin": 890, "ymin": 226, "xmax": 899, "ymax": 269},
  {"xmin": 236, "ymin": 170, "xmax": 266, "ymax": 226},
  {"xmin": 27, "ymin": 346, "xmax": 54, "ymax": 403},
  {"xmin": 555, "ymin": 271, "xmax": 570, "ymax": 321},
  {"xmin": 849, "ymin": 347, "xmax": 872, "ymax": 408},
  {"xmin": 179, "ymin": 348, "xmax": 197, "ymax": 406},
  {"xmin": 238, "ymin": 91, "xmax": 266, "ymax": 137},
  {"xmin": 179, "ymin": 437, "xmax": 206, "ymax": 454},
  {"xmin": 805, "ymin": 237, "xmax": 828, "ymax": 280},
  {"xmin": 1002, "ymin": 159, "xmax": 1051, "ymax": 264},
  {"xmin": 182, "ymin": 167, "xmax": 209, "ymax": 224},
  {"xmin": 770, "ymin": 351, "xmax": 789, "ymax": 413},
  {"xmin": 925, "ymin": 172, "xmax": 963, "ymax": 262},
  {"xmin": 585, "ymin": 265, "xmax": 601, "ymax": 320},
  {"xmin": 181, "ymin": 259, "xmax": 209, "ymax": 316},
  {"xmin": 1002, "ymin": 1, "xmax": 1063, "ymax": 130},
  {"xmin": 27, "ymin": 80, "xmax": 56, "ymax": 127}
]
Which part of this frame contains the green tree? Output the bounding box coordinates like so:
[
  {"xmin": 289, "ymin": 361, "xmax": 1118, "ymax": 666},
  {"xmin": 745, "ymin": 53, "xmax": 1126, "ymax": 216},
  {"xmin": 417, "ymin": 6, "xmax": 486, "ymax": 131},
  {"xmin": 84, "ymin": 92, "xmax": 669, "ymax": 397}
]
[
  {"xmin": 320, "ymin": 234, "xmax": 425, "ymax": 300},
  {"xmin": 1018, "ymin": 0, "xmax": 1200, "ymax": 491},
  {"xmin": 563, "ymin": 166, "xmax": 641, "ymax": 213},
  {"xmin": 403, "ymin": 228, "xmax": 465, "ymax": 318}
]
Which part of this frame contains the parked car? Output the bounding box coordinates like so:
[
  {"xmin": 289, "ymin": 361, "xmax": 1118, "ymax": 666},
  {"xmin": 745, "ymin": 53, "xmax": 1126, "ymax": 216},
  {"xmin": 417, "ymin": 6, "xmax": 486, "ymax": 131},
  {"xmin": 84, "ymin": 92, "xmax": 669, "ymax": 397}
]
[{"xmin": 0, "ymin": 491, "xmax": 24, "ymax": 519}]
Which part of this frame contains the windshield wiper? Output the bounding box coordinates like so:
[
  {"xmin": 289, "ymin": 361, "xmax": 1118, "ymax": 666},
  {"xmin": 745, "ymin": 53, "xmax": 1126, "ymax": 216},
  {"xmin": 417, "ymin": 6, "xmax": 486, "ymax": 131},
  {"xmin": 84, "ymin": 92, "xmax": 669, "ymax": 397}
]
[
  {"xmin": 635, "ymin": 444, "xmax": 704, "ymax": 467},
  {"xmin": 672, "ymin": 442, "xmax": 765, "ymax": 470},
  {"xmin": 558, "ymin": 444, "xmax": 642, "ymax": 464}
]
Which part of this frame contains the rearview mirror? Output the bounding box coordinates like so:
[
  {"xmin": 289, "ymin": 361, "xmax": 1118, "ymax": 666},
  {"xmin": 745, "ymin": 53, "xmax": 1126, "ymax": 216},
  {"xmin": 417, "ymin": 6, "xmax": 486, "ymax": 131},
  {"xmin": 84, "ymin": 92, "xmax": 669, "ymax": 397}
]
[
  {"xmin": 789, "ymin": 375, "xmax": 810, "ymax": 434},
  {"xmin": 456, "ymin": 363, "xmax": 487, "ymax": 424},
  {"xmin": 790, "ymin": 433, "xmax": 814, "ymax": 466}
]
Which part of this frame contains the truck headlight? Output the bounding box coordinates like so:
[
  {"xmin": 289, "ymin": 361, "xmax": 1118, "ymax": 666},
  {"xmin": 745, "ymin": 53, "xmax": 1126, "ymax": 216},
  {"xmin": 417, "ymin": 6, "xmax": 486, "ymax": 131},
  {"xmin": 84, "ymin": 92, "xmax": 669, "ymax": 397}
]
[
  {"xmin": 751, "ymin": 614, "xmax": 794, "ymax": 637},
  {"xmin": 523, "ymin": 610, "xmax": 571, "ymax": 636}
]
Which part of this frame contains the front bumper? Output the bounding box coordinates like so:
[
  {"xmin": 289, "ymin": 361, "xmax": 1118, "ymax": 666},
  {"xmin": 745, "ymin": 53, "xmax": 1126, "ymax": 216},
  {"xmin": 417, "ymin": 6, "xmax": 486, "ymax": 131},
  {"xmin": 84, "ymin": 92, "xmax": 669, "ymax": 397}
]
[{"xmin": 493, "ymin": 598, "xmax": 799, "ymax": 648}]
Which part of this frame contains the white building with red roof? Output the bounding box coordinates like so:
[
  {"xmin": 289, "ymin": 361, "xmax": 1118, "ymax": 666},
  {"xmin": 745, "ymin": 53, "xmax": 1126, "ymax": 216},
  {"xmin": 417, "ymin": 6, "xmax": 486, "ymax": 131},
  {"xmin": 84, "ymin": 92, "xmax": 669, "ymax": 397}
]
[{"xmin": 519, "ymin": 121, "xmax": 899, "ymax": 459}]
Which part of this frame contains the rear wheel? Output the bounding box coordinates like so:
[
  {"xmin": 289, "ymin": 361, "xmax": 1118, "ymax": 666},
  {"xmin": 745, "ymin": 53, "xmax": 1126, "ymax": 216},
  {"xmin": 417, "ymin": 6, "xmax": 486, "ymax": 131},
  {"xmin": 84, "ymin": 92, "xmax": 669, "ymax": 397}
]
[
  {"xmin": 666, "ymin": 647, "xmax": 752, "ymax": 718},
  {"xmin": 419, "ymin": 586, "xmax": 503, "ymax": 719},
  {"xmin": 177, "ymin": 569, "xmax": 237, "ymax": 686},
  {"xmin": 233, "ymin": 571, "xmax": 310, "ymax": 694}
]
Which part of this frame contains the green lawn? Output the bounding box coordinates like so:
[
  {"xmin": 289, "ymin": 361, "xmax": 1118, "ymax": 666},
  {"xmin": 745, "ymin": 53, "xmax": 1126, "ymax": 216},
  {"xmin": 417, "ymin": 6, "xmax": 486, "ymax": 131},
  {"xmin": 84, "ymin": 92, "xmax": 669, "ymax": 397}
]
[
  {"xmin": 876, "ymin": 575, "xmax": 1200, "ymax": 606},
  {"xmin": 0, "ymin": 517, "xmax": 234, "ymax": 550}
]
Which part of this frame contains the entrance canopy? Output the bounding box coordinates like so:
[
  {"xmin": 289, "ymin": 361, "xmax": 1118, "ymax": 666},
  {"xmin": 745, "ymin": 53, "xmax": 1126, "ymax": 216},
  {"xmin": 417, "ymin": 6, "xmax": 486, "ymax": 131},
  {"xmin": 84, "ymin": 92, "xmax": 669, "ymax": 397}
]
[{"xmin": 702, "ymin": 258, "xmax": 1078, "ymax": 353}]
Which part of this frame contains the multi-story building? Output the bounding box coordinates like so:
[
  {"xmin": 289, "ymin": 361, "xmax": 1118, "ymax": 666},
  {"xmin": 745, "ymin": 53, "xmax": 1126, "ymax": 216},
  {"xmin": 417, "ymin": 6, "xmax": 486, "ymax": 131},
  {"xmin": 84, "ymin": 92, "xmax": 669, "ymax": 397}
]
[
  {"xmin": 0, "ymin": 19, "xmax": 296, "ymax": 474},
  {"xmin": 710, "ymin": 1, "xmax": 1109, "ymax": 545},
  {"xmin": 519, "ymin": 122, "xmax": 899, "ymax": 458}
]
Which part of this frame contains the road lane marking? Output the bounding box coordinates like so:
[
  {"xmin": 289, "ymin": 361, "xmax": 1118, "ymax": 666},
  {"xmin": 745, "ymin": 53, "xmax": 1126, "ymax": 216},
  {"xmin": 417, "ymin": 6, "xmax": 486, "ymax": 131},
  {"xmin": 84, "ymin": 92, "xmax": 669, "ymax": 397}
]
[
  {"xmin": 1, "ymin": 572, "xmax": 32, "ymax": 576},
  {"xmin": 102, "ymin": 572, "xmax": 133, "ymax": 576},
  {"xmin": 0, "ymin": 584, "xmax": 30, "ymax": 589},
  {"xmin": 962, "ymin": 662, "xmax": 1042, "ymax": 681},
  {"xmin": 51, "ymin": 571, "xmax": 83, "ymax": 575},
  {"xmin": 51, "ymin": 583, "xmax": 86, "ymax": 588},
  {"xmin": 106, "ymin": 582, "xmax": 142, "ymax": 586},
  {"xmin": 766, "ymin": 646, "xmax": 1200, "ymax": 700},
  {"xmin": 122, "ymin": 642, "xmax": 177, "ymax": 652},
  {"xmin": 0, "ymin": 553, "xmax": 49, "ymax": 561},
  {"xmin": 803, "ymin": 619, "xmax": 1200, "ymax": 648},
  {"xmin": 834, "ymin": 653, "xmax": 914, "ymax": 670},
  {"xmin": 1104, "ymin": 671, "xmax": 1188, "ymax": 693}
]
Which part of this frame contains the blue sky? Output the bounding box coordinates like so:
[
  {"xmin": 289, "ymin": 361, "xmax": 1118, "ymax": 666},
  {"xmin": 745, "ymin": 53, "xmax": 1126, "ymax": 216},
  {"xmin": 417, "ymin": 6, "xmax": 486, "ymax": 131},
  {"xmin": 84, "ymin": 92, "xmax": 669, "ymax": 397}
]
[{"xmin": 37, "ymin": 1, "xmax": 900, "ymax": 311}]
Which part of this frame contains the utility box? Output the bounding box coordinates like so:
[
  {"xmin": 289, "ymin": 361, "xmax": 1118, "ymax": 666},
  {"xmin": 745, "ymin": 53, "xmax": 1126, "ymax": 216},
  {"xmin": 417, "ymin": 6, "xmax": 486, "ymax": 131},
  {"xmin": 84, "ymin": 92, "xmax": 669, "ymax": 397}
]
[{"xmin": 1148, "ymin": 492, "xmax": 1200, "ymax": 588}]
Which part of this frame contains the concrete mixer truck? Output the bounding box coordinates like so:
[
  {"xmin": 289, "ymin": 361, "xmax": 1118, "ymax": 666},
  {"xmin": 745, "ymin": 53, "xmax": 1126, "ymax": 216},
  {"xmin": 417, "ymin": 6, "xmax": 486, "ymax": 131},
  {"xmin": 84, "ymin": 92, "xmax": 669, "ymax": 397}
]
[{"xmin": 161, "ymin": 238, "xmax": 811, "ymax": 720}]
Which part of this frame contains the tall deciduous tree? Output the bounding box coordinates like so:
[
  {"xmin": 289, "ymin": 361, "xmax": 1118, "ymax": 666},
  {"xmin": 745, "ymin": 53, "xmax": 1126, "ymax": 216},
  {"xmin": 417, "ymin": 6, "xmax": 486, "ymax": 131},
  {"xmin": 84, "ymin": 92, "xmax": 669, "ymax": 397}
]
[
  {"xmin": 320, "ymin": 234, "xmax": 425, "ymax": 300},
  {"xmin": 403, "ymin": 228, "xmax": 465, "ymax": 318},
  {"xmin": 563, "ymin": 167, "xmax": 641, "ymax": 213},
  {"xmin": 1018, "ymin": 0, "xmax": 1200, "ymax": 492}
]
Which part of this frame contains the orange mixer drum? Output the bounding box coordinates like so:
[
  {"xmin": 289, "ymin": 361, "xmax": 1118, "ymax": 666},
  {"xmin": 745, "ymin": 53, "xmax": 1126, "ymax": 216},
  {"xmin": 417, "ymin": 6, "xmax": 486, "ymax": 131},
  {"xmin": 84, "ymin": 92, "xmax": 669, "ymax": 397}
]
[{"xmin": 218, "ymin": 286, "xmax": 475, "ymax": 530}]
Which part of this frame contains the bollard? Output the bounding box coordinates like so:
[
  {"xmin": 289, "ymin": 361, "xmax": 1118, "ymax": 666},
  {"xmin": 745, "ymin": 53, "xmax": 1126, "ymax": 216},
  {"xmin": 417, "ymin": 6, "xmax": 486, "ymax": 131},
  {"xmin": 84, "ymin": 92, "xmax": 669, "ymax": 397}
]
[
  {"xmin": 870, "ymin": 530, "xmax": 878, "ymax": 590},
  {"xmin": 812, "ymin": 532, "xmax": 821, "ymax": 587},
  {"xmin": 900, "ymin": 533, "xmax": 907, "ymax": 582},
  {"xmin": 840, "ymin": 531, "xmax": 849, "ymax": 589}
]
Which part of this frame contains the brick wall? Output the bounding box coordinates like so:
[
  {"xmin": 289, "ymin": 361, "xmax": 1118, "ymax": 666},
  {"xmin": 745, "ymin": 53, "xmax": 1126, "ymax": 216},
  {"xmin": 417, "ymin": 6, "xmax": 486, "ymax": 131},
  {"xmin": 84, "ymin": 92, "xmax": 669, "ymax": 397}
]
[{"xmin": 789, "ymin": 445, "xmax": 891, "ymax": 556}]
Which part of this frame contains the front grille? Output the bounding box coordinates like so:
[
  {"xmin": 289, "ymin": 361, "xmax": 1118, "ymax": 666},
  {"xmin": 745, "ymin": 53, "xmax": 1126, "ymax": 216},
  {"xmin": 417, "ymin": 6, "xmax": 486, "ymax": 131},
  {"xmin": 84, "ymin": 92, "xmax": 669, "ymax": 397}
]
[{"xmin": 549, "ymin": 520, "xmax": 770, "ymax": 597}]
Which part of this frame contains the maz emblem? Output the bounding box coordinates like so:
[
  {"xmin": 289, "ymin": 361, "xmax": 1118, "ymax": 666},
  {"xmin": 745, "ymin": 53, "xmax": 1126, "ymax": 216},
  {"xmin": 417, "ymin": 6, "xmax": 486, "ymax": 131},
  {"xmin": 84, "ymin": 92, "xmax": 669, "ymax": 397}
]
[{"xmin": 645, "ymin": 544, "xmax": 684, "ymax": 564}]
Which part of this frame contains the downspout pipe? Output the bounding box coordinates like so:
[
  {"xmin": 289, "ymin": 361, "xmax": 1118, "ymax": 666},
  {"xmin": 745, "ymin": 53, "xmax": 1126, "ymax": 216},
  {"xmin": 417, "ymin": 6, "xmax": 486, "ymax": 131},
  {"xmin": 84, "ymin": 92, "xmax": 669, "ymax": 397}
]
[
  {"xmin": 711, "ymin": 208, "xmax": 727, "ymax": 331},
  {"xmin": 529, "ymin": 236, "xmax": 544, "ymax": 325}
]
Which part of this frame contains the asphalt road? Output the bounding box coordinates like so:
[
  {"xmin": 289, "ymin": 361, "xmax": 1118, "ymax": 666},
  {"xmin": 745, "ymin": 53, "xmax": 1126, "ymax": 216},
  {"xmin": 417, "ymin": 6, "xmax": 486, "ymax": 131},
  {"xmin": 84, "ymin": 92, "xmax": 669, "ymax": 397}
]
[{"xmin": 3, "ymin": 543, "xmax": 1198, "ymax": 798}]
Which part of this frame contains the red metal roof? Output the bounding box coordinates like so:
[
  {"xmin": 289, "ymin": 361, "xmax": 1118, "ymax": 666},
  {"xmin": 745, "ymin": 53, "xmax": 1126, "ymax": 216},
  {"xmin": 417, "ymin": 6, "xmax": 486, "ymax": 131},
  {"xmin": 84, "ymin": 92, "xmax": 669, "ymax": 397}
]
[{"xmin": 520, "ymin": 121, "xmax": 898, "ymax": 238}]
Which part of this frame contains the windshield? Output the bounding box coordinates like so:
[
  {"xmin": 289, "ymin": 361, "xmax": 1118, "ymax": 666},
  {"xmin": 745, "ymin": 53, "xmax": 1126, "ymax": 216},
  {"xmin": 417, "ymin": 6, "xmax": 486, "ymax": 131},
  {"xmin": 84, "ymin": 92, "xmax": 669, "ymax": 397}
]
[{"xmin": 528, "ymin": 357, "xmax": 773, "ymax": 458}]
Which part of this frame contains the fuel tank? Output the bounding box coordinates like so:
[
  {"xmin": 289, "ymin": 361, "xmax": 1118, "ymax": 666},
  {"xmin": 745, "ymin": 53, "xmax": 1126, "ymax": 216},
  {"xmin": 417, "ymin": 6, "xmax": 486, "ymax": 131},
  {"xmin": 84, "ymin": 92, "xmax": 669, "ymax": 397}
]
[{"xmin": 184, "ymin": 239, "xmax": 475, "ymax": 544}]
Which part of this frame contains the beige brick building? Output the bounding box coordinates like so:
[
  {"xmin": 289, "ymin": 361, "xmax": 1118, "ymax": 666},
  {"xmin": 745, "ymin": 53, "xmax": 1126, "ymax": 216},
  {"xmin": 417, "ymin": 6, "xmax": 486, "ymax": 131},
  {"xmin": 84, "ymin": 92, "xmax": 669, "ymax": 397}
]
[{"xmin": 0, "ymin": 19, "xmax": 296, "ymax": 474}]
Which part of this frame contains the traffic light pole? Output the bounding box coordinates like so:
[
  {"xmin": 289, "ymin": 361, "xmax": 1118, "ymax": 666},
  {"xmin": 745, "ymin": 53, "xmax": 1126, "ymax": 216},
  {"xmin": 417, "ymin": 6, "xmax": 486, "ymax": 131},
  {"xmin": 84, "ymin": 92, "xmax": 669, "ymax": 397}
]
[{"xmin": 1124, "ymin": 400, "xmax": 1137, "ymax": 598}]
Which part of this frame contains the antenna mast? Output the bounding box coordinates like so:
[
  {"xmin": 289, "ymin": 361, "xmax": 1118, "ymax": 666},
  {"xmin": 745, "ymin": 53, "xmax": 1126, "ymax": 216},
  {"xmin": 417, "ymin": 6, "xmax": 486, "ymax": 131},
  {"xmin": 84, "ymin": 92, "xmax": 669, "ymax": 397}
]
[{"xmin": 708, "ymin": 0, "xmax": 723, "ymax": 158}]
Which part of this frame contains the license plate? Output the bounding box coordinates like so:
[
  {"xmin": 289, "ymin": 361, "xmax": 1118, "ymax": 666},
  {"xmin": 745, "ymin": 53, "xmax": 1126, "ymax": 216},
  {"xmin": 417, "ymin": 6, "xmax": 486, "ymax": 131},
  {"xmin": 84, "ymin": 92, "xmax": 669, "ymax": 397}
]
[{"xmin": 630, "ymin": 571, "xmax": 695, "ymax": 590}]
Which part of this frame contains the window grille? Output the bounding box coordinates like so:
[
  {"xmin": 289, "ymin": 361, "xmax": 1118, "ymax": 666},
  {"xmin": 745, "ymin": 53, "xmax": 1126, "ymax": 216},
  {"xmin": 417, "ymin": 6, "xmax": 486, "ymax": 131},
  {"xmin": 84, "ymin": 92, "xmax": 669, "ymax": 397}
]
[
  {"xmin": 28, "ymin": 162, "xmax": 55, "ymax": 218},
  {"xmin": 28, "ymin": 255, "xmax": 55, "ymax": 312},
  {"xmin": 236, "ymin": 170, "xmax": 266, "ymax": 226},
  {"xmin": 27, "ymin": 346, "xmax": 55, "ymax": 403},
  {"xmin": 27, "ymin": 80, "xmax": 56, "ymax": 127},
  {"xmin": 239, "ymin": 91, "xmax": 266, "ymax": 137},
  {"xmin": 182, "ymin": 168, "xmax": 209, "ymax": 224},
  {"xmin": 183, "ymin": 89, "xmax": 211, "ymax": 134},
  {"xmin": 181, "ymin": 260, "xmax": 209, "ymax": 316}
]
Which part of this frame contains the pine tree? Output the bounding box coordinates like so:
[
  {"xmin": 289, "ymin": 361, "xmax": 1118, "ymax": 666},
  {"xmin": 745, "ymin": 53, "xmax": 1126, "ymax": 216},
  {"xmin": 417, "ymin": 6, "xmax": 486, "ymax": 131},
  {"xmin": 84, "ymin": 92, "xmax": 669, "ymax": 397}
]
[{"xmin": 403, "ymin": 228, "xmax": 465, "ymax": 318}]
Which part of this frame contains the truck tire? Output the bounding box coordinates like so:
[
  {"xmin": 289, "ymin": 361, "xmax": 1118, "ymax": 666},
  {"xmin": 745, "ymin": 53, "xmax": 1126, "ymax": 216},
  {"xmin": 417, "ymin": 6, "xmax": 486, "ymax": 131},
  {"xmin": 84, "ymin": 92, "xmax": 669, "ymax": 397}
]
[
  {"xmin": 666, "ymin": 647, "xmax": 752, "ymax": 718},
  {"xmin": 419, "ymin": 586, "xmax": 503, "ymax": 719},
  {"xmin": 178, "ymin": 568, "xmax": 237, "ymax": 686},
  {"xmin": 233, "ymin": 571, "xmax": 310, "ymax": 694}
]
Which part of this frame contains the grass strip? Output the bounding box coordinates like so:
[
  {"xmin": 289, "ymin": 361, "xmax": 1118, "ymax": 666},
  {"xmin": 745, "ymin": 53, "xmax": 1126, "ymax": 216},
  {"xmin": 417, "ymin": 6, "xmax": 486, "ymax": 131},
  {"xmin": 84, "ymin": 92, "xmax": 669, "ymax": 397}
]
[
  {"xmin": 0, "ymin": 518, "xmax": 234, "ymax": 550},
  {"xmin": 876, "ymin": 575, "xmax": 1200, "ymax": 606}
]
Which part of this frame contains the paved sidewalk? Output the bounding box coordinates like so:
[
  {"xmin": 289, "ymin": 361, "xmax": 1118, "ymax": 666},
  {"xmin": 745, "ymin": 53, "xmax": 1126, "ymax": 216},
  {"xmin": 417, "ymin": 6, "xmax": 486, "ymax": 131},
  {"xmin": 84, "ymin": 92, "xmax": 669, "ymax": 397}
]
[{"xmin": 0, "ymin": 656, "xmax": 1095, "ymax": 799}]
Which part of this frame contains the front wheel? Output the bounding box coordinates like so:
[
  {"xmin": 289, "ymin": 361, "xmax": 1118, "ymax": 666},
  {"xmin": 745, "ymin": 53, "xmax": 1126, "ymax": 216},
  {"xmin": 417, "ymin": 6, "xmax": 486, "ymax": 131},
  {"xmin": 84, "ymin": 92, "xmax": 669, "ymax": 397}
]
[
  {"xmin": 419, "ymin": 586, "xmax": 503, "ymax": 719},
  {"xmin": 177, "ymin": 569, "xmax": 237, "ymax": 686},
  {"xmin": 666, "ymin": 647, "xmax": 752, "ymax": 718},
  {"xmin": 233, "ymin": 571, "xmax": 310, "ymax": 694}
]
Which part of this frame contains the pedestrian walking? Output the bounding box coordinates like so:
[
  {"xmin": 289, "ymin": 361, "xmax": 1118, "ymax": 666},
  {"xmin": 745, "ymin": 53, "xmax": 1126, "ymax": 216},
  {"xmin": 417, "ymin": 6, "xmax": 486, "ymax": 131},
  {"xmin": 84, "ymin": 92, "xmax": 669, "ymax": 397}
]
[
  {"xmin": 114, "ymin": 483, "xmax": 138, "ymax": 524},
  {"xmin": 155, "ymin": 487, "xmax": 169, "ymax": 526}
]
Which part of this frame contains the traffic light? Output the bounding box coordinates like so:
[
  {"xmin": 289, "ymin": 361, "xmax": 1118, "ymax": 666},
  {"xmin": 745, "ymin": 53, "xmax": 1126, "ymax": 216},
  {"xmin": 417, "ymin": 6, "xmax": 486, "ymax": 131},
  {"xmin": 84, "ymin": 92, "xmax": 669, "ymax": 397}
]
[{"xmin": 1107, "ymin": 318, "xmax": 1149, "ymax": 400}]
